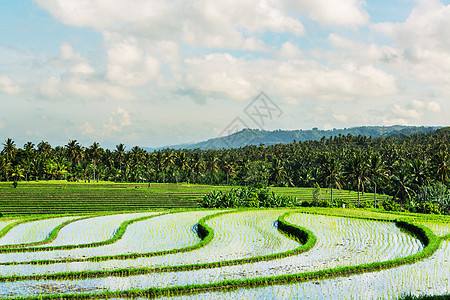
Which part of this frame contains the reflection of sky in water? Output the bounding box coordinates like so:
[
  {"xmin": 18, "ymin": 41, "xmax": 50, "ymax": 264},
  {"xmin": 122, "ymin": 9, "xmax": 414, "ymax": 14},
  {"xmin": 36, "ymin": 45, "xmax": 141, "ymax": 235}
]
[
  {"xmin": 0, "ymin": 216, "xmax": 76, "ymax": 246},
  {"xmin": 0, "ymin": 212, "xmax": 433, "ymax": 298},
  {"xmin": 0, "ymin": 210, "xmax": 295, "ymax": 277}
]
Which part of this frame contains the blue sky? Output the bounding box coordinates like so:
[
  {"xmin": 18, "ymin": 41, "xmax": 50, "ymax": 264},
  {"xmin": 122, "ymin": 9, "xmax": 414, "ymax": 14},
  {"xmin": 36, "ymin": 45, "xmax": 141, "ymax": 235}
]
[{"xmin": 1, "ymin": 0, "xmax": 450, "ymax": 149}]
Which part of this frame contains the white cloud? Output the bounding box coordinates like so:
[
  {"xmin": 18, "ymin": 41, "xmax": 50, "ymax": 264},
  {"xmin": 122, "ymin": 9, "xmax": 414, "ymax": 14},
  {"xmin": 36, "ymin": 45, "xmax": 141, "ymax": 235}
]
[
  {"xmin": 106, "ymin": 37, "xmax": 160, "ymax": 87},
  {"xmin": 391, "ymin": 100, "xmax": 441, "ymax": 121},
  {"xmin": 333, "ymin": 113, "xmax": 348, "ymax": 122},
  {"xmin": 276, "ymin": 42, "xmax": 303, "ymax": 60},
  {"xmin": 40, "ymin": 76, "xmax": 62, "ymax": 99},
  {"xmin": 103, "ymin": 107, "xmax": 131, "ymax": 132},
  {"xmin": 0, "ymin": 76, "xmax": 21, "ymax": 95},
  {"xmin": 392, "ymin": 104, "xmax": 422, "ymax": 120},
  {"xmin": 0, "ymin": 120, "xmax": 6, "ymax": 129},
  {"xmin": 60, "ymin": 43, "xmax": 82, "ymax": 60},
  {"xmin": 70, "ymin": 63, "xmax": 95, "ymax": 75},
  {"xmin": 427, "ymin": 101, "xmax": 441, "ymax": 113},
  {"xmin": 374, "ymin": 1, "xmax": 450, "ymax": 92},
  {"xmin": 80, "ymin": 122, "xmax": 95, "ymax": 135},
  {"xmin": 283, "ymin": 0, "xmax": 369, "ymax": 26}
]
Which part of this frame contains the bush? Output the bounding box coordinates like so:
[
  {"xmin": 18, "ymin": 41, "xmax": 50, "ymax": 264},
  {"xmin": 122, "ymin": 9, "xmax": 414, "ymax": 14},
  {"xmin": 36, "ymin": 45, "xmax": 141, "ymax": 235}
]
[
  {"xmin": 199, "ymin": 186, "xmax": 301, "ymax": 208},
  {"xmin": 382, "ymin": 199, "xmax": 400, "ymax": 211},
  {"xmin": 12, "ymin": 181, "xmax": 18, "ymax": 188}
]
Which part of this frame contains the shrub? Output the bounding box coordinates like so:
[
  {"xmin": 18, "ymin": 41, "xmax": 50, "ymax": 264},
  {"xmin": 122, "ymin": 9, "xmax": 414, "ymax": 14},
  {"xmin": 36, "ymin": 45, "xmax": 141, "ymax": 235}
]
[
  {"xmin": 199, "ymin": 186, "xmax": 301, "ymax": 208},
  {"xmin": 382, "ymin": 199, "xmax": 399, "ymax": 211}
]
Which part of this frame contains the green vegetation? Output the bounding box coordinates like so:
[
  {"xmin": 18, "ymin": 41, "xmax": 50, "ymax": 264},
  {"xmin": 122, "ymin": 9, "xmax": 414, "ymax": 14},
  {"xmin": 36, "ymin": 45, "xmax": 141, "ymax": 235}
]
[{"xmin": 2, "ymin": 128, "xmax": 450, "ymax": 214}]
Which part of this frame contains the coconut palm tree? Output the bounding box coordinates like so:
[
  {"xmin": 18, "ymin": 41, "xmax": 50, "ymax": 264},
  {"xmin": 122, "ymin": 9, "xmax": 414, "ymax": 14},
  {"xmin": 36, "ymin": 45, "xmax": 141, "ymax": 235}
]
[
  {"xmin": 2, "ymin": 138, "xmax": 16, "ymax": 163},
  {"xmin": 344, "ymin": 151, "xmax": 369, "ymax": 207},
  {"xmin": 269, "ymin": 157, "xmax": 287, "ymax": 186},
  {"xmin": 317, "ymin": 153, "xmax": 342, "ymax": 204},
  {"xmin": 391, "ymin": 163, "xmax": 415, "ymax": 211},
  {"xmin": 367, "ymin": 152, "xmax": 388, "ymax": 208},
  {"xmin": 89, "ymin": 142, "xmax": 102, "ymax": 182}
]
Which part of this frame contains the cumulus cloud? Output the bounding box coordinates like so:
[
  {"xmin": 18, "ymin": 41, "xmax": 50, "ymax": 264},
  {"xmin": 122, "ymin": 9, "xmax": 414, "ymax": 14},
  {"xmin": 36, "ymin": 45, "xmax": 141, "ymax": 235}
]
[
  {"xmin": 427, "ymin": 101, "xmax": 441, "ymax": 113},
  {"xmin": 333, "ymin": 113, "xmax": 349, "ymax": 122},
  {"xmin": 105, "ymin": 37, "xmax": 160, "ymax": 87},
  {"xmin": 184, "ymin": 53, "xmax": 399, "ymax": 103},
  {"xmin": 282, "ymin": 0, "xmax": 369, "ymax": 26},
  {"xmin": 276, "ymin": 42, "xmax": 303, "ymax": 60},
  {"xmin": 103, "ymin": 107, "xmax": 131, "ymax": 132},
  {"xmin": 35, "ymin": 0, "xmax": 304, "ymax": 49},
  {"xmin": 374, "ymin": 1, "xmax": 450, "ymax": 92},
  {"xmin": 70, "ymin": 63, "xmax": 95, "ymax": 75},
  {"xmin": 391, "ymin": 100, "xmax": 442, "ymax": 121},
  {"xmin": 60, "ymin": 43, "xmax": 82, "ymax": 60},
  {"xmin": 0, "ymin": 76, "xmax": 21, "ymax": 95}
]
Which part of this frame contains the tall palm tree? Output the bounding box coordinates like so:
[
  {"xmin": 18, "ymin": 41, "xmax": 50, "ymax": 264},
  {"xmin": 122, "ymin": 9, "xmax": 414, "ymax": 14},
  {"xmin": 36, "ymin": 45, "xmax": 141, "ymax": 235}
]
[
  {"xmin": 367, "ymin": 152, "xmax": 388, "ymax": 208},
  {"xmin": 2, "ymin": 138, "xmax": 16, "ymax": 163},
  {"xmin": 65, "ymin": 140, "xmax": 83, "ymax": 166},
  {"xmin": 175, "ymin": 151, "xmax": 189, "ymax": 183},
  {"xmin": 344, "ymin": 151, "xmax": 369, "ymax": 207},
  {"xmin": 115, "ymin": 144, "xmax": 126, "ymax": 173},
  {"xmin": 410, "ymin": 158, "xmax": 430, "ymax": 189},
  {"xmin": 269, "ymin": 158, "xmax": 287, "ymax": 186},
  {"xmin": 433, "ymin": 150, "xmax": 450, "ymax": 184},
  {"xmin": 153, "ymin": 151, "xmax": 165, "ymax": 182},
  {"xmin": 89, "ymin": 142, "xmax": 102, "ymax": 182},
  {"xmin": 37, "ymin": 141, "xmax": 52, "ymax": 160},
  {"xmin": 220, "ymin": 156, "xmax": 235, "ymax": 185},
  {"xmin": 391, "ymin": 163, "xmax": 414, "ymax": 211},
  {"xmin": 317, "ymin": 153, "xmax": 342, "ymax": 204},
  {"xmin": 205, "ymin": 154, "xmax": 219, "ymax": 184},
  {"xmin": 191, "ymin": 153, "xmax": 204, "ymax": 183}
]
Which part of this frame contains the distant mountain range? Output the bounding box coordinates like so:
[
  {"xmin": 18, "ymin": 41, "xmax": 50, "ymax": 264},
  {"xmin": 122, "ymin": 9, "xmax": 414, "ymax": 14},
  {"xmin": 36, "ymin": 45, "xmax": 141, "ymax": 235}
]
[{"xmin": 144, "ymin": 125, "xmax": 440, "ymax": 151}]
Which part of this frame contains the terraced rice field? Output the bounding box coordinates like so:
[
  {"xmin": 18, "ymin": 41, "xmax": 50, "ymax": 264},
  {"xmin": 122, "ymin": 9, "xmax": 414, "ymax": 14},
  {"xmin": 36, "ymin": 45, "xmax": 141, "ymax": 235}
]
[
  {"xmin": 0, "ymin": 208, "xmax": 448, "ymax": 299},
  {"xmin": 0, "ymin": 181, "xmax": 390, "ymax": 216}
]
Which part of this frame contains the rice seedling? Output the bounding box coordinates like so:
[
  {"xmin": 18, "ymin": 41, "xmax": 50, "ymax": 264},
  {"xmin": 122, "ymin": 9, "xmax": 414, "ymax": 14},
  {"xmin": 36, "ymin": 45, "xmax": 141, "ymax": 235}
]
[{"xmin": 0, "ymin": 208, "xmax": 446, "ymax": 299}]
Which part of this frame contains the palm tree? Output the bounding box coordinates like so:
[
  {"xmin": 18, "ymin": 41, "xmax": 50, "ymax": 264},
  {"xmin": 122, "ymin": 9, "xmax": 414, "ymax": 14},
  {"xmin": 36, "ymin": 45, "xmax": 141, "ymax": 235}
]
[
  {"xmin": 220, "ymin": 155, "xmax": 235, "ymax": 185},
  {"xmin": 89, "ymin": 142, "xmax": 102, "ymax": 182},
  {"xmin": 433, "ymin": 150, "xmax": 450, "ymax": 184},
  {"xmin": 65, "ymin": 140, "xmax": 83, "ymax": 166},
  {"xmin": 115, "ymin": 144, "xmax": 126, "ymax": 173},
  {"xmin": 410, "ymin": 158, "xmax": 430, "ymax": 189},
  {"xmin": 163, "ymin": 150, "xmax": 175, "ymax": 183},
  {"xmin": 391, "ymin": 163, "xmax": 414, "ymax": 211},
  {"xmin": 205, "ymin": 154, "xmax": 219, "ymax": 184},
  {"xmin": 153, "ymin": 151, "xmax": 165, "ymax": 182},
  {"xmin": 269, "ymin": 158, "xmax": 287, "ymax": 186},
  {"xmin": 317, "ymin": 153, "xmax": 342, "ymax": 204},
  {"xmin": 37, "ymin": 141, "xmax": 52, "ymax": 160},
  {"xmin": 344, "ymin": 151, "xmax": 369, "ymax": 207},
  {"xmin": 11, "ymin": 164, "xmax": 24, "ymax": 182},
  {"xmin": 367, "ymin": 152, "xmax": 388, "ymax": 208},
  {"xmin": 2, "ymin": 138, "xmax": 16, "ymax": 163},
  {"xmin": 23, "ymin": 142, "xmax": 35, "ymax": 152},
  {"xmin": 175, "ymin": 151, "xmax": 189, "ymax": 183},
  {"xmin": 191, "ymin": 153, "xmax": 204, "ymax": 183}
]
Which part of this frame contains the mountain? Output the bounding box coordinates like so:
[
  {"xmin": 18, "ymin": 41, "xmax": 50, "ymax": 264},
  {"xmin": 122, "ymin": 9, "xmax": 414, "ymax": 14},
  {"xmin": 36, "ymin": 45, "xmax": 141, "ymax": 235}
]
[{"xmin": 144, "ymin": 125, "xmax": 440, "ymax": 151}]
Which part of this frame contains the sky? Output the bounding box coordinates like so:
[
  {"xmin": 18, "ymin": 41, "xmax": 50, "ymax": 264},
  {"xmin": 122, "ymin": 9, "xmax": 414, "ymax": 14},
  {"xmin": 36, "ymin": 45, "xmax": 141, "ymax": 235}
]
[{"xmin": 1, "ymin": 0, "xmax": 450, "ymax": 149}]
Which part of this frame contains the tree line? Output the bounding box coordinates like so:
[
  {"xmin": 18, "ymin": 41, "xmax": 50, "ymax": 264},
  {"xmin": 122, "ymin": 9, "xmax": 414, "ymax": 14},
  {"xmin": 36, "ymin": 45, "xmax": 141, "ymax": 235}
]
[{"xmin": 1, "ymin": 128, "xmax": 450, "ymax": 213}]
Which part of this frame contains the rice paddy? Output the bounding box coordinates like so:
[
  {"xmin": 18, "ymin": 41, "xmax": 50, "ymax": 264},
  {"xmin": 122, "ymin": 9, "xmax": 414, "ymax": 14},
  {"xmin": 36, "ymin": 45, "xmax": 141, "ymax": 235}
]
[
  {"xmin": 0, "ymin": 183, "xmax": 448, "ymax": 299},
  {"xmin": 0, "ymin": 209, "xmax": 442, "ymax": 299}
]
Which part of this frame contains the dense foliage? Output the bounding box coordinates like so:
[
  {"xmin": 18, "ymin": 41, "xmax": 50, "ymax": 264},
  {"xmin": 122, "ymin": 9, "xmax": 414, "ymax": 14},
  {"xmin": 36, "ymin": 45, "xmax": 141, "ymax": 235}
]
[
  {"xmin": 199, "ymin": 186, "xmax": 301, "ymax": 208},
  {"xmin": 1, "ymin": 128, "xmax": 450, "ymax": 213}
]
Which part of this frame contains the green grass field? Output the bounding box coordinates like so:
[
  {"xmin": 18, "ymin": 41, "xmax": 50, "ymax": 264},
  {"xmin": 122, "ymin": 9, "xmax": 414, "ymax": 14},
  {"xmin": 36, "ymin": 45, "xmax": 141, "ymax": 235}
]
[{"xmin": 0, "ymin": 181, "xmax": 391, "ymax": 216}]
